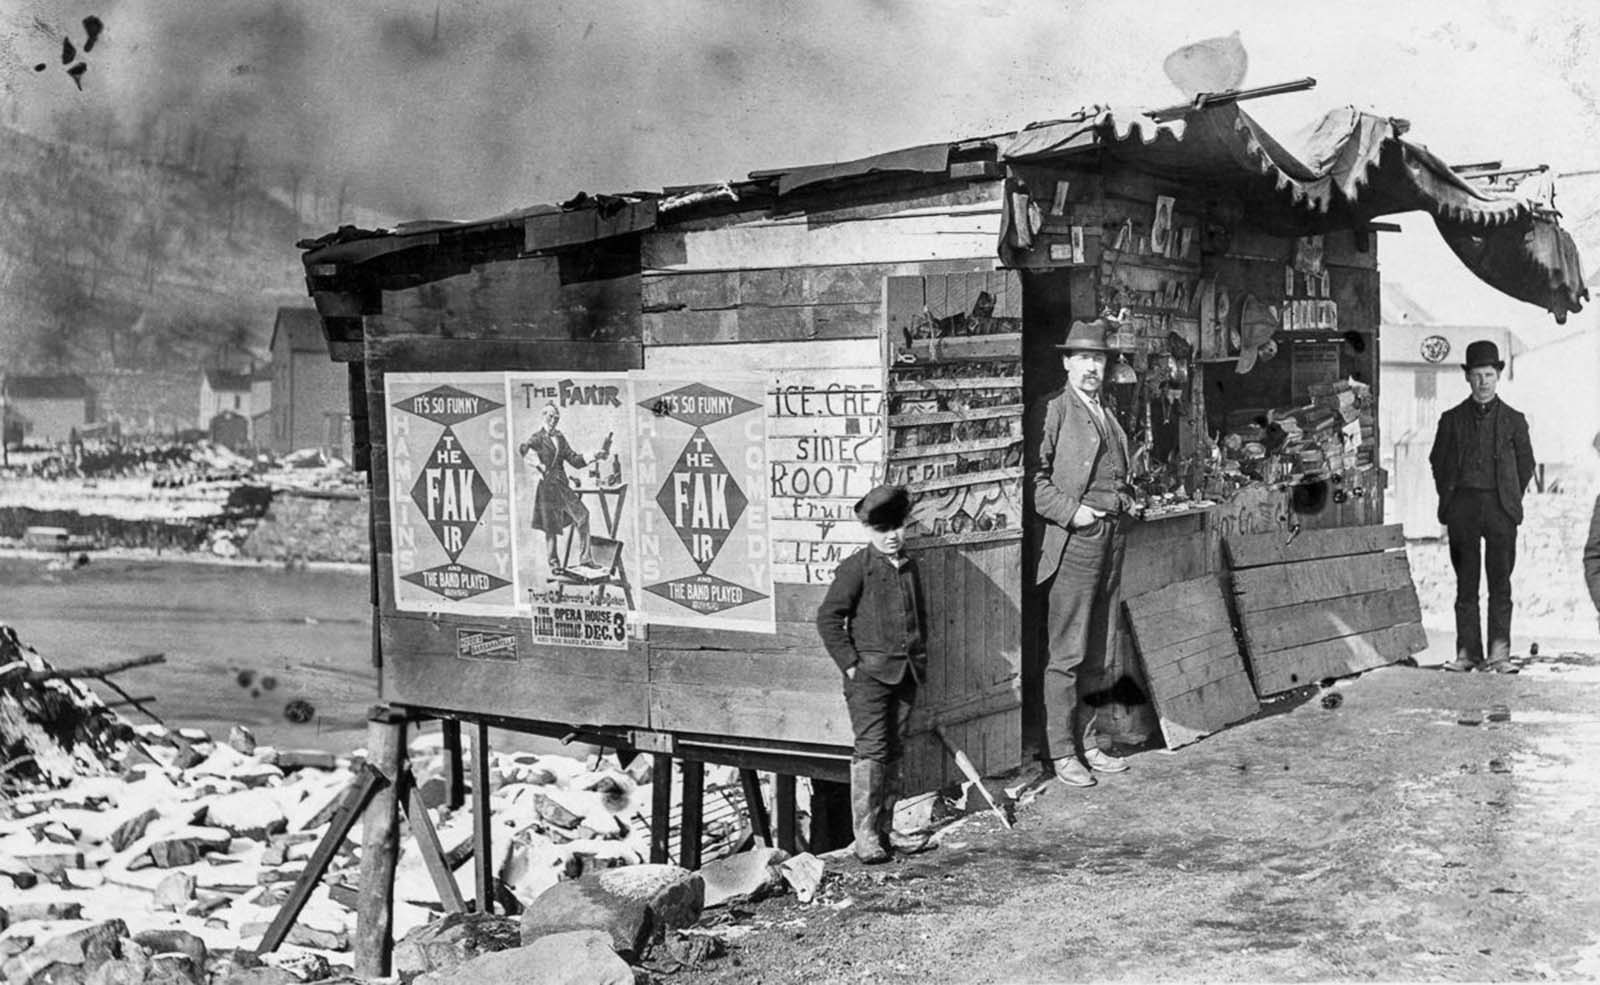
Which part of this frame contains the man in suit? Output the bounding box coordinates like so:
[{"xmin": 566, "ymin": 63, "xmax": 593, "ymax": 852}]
[
  {"xmin": 1027, "ymin": 317, "xmax": 1137, "ymax": 787},
  {"xmin": 1428, "ymin": 340, "xmax": 1536, "ymax": 671}
]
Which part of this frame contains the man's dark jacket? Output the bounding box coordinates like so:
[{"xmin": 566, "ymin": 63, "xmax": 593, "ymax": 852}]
[
  {"xmin": 815, "ymin": 546, "xmax": 926, "ymax": 685},
  {"xmin": 1585, "ymin": 495, "xmax": 1600, "ymax": 614},
  {"xmin": 1428, "ymin": 397, "xmax": 1535, "ymax": 524}
]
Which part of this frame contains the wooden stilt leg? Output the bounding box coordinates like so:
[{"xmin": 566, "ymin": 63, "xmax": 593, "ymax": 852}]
[
  {"xmin": 775, "ymin": 774, "xmax": 798, "ymax": 854},
  {"xmin": 470, "ymin": 722, "xmax": 494, "ymax": 913},
  {"xmin": 402, "ymin": 774, "xmax": 466, "ymax": 914},
  {"xmin": 255, "ymin": 764, "xmax": 384, "ymax": 956},
  {"xmin": 650, "ymin": 754, "xmax": 672, "ymax": 864},
  {"xmin": 442, "ymin": 719, "xmax": 464, "ymax": 810},
  {"xmin": 739, "ymin": 769, "xmax": 772, "ymax": 847},
  {"xmin": 354, "ymin": 708, "xmax": 406, "ymax": 978},
  {"xmin": 680, "ymin": 759, "xmax": 704, "ymax": 871}
]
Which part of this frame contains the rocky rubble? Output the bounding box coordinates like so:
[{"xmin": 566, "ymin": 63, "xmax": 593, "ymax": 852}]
[{"xmin": 0, "ymin": 624, "xmax": 986, "ymax": 984}]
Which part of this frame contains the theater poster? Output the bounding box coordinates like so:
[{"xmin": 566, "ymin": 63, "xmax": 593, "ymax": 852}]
[
  {"xmin": 505, "ymin": 372, "xmax": 638, "ymax": 650},
  {"xmin": 630, "ymin": 376, "xmax": 775, "ymax": 632},
  {"xmin": 384, "ymin": 374, "xmax": 517, "ymax": 614}
]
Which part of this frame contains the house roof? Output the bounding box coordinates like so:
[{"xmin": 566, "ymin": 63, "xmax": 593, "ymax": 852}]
[
  {"xmin": 299, "ymin": 99, "xmax": 1588, "ymax": 325},
  {"xmin": 4, "ymin": 374, "xmax": 92, "ymax": 399},
  {"xmin": 203, "ymin": 369, "xmax": 254, "ymax": 392},
  {"xmin": 270, "ymin": 307, "xmax": 326, "ymax": 354}
]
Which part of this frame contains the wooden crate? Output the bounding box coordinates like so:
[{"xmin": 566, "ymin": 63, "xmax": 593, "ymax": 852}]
[
  {"xmin": 1226, "ymin": 523, "xmax": 1427, "ymax": 695},
  {"xmin": 1123, "ymin": 575, "xmax": 1258, "ymax": 749}
]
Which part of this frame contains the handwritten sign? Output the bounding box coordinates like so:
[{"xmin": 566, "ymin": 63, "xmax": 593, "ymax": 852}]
[{"xmin": 765, "ymin": 368, "xmax": 885, "ymax": 585}]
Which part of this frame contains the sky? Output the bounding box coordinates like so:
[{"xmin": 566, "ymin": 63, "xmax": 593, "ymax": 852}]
[{"xmin": 2, "ymin": 0, "xmax": 1595, "ymax": 331}]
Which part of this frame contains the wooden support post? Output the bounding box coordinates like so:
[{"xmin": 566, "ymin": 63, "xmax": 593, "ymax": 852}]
[
  {"xmin": 775, "ymin": 774, "xmax": 798, "ymax": 854},
  {"xmin": 255, "ymin": 764, "xmax": 384, "ymax": 956},
  {"xmin": 650, "ymin": 754, "xmax": 672, "ymax": 864},
  {"xmin": 402, "ymin": 774, "xmax": 466, "ymax": 913},
  {"xmin": 354, "ymin": 707, "xmax": 406, "ymax": 978},
  {"xmin": 680, "ymin": 759, "xmax": 704, "ymax": 871},
  {"xmin": 739, "ymin": 769, "xmax": 772, "ymax": 847},
  {"xmin": 470, "ymin": 722, "xmax": 494, "ymax": 913},
  {"xmin": 442, "ymin": 719, "xmax": 464, "ymax": 810}
]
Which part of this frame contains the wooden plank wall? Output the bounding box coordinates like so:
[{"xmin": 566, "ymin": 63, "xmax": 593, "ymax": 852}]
[
  {"xmin": 365, "ymin": 256, "xmax": 649, "ymax": 724},
  {"xmin": 1123, "ymin": 575, "xmax": 1258, "ymax": 749},
  {"xmin": 1227, "ymin": 523, "xmax": 1427, "ymax": 695}
]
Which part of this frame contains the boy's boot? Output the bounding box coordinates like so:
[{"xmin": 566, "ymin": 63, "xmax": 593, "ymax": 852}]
[
  {"xmin": 850, "ymin": 759, "xmax": 890, "ymax": 864},
  {"xmin": 877, "ymin": 760, "xmax": 932, "ymax": 855}
]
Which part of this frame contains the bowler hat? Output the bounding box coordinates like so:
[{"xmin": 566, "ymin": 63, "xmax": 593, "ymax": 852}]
[
  {"xmin": 855, "ymin": 484, "xmax": 912, "ymax": 531},
  {"xmin": 1055, "ymin": 318, "xmax": 1116, "ymax": 353},
  {"xmin": 1462, "ymin": 340, "xmax": 1505, "ymax": 372}
]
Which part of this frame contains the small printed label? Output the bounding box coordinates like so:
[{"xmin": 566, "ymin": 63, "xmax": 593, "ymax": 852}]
[{"xmin": 456, "ymin": 627, "xmax": 519, "ymax": 662}]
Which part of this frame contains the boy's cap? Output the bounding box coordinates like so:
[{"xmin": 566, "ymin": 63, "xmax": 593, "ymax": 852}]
[{"xmin": 855, "ymin": 484, "xmax": 912, "ymax": 530}]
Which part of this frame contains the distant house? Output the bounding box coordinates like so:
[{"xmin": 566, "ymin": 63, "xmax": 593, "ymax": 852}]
[
  {"xmin": 269, "ymin": 307, "xmax": 348, "ymax": 458},
  {"xmin": 3, "ymin": 374, "xmax": 96, "ymax": 446},
  {"xmin": 199, "ymin": 368, "xmax": 255, "ymax": 434}
]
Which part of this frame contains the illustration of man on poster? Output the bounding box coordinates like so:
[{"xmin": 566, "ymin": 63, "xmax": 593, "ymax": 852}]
[
  {"xmin": 507, "ymin": 375, "xmax": 638, "ymax": 645},
  {"xmin": 520, "ymin": 401, "xmax": 605, "ymax": 576}
]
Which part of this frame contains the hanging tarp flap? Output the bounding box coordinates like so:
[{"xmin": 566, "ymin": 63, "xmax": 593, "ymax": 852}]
[
  {"xmin": 1437, "ymin": 216, "xmax": 1589, "ymax": 324},
  {"xmin": 1002, "ymin": 101, "xmax": 1586, "ymax": 321},
  {"xmin": 770, "ymin": 141, "xmax": 953, "ymax": 196}
]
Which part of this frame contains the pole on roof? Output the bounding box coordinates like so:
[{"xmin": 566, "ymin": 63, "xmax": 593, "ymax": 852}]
[{"xmin": 1148, "ymin": 77, "xmax": 1317, "ymax": 122}]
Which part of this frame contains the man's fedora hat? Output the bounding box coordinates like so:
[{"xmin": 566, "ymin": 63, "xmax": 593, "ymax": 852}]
[
  {"xmin": 1462, "ymin": 339, "xmax": 1505, "ymax": 372},
  {"xmin": 855, "ymin": 484, "xmax": 912, "ymax": 531},
  {"xmin": 1055, "ymin": 317, "xmax": 1116, "ymax": 353}
]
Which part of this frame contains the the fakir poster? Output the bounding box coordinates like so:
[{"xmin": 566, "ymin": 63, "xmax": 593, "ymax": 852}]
[
  {"xmin": 630, "ymin": 376, "xmax": 775, "ymax": 631},
  {"xmin": 506, "ymin": 373, "xmax": 636, "ymax": 648},
  {"xmin": 384, "ymin": 374, "xmax": 517, "ymax": 614}
]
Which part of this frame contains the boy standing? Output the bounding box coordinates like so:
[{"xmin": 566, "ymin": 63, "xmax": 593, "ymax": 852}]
[{"xmin": 816, "ymin": 484, "xmax": 930, "ymax": 864}]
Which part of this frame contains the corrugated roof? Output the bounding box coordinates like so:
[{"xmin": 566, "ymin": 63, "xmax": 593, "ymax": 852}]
[
  {"xmin": 203, "ymin": 369, "xmax": 253, "ymax": 391},
  {"xmin": 4, "ymin": 374, "xmax": 92, "ymax": 399},
  {"xmin": 270, "ymin": 307, "xmax": 326, "ymax": 354}
]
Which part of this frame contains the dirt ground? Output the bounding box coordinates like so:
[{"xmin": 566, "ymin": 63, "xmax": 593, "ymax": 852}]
[{"xmin": 678, "ymin": 659, "xmax": 1600, "ymax": 983}]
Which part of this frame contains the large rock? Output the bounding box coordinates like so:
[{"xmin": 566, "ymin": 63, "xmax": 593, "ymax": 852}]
[
  {"xmin": 699, "ymin": 847, "xmax": 789, "ymax": 908},
  {"xmin": 596, "ymin": 864, "xmax": 703, "ymax": 930},
  {"xmin": 154, "ymin": 870, "xmax": 197, "ymax": 910},
  {"xmin": 205, "ymin": 790, "xmax": 288, "ymax": 841},
  {"xmin": 133, "ymin": 929, "xmax": 207, "ymax": 970},
  {"xmin": 519, "ymin": 879, "xmax": 651, "ymax": 959},
  {"xmin": 393, "ymin": 912, "xmax": 521, "ymax": 982},
  {"xmin": 1, "ymin": 918, "xmax": 127, "ymax": 984},
  {"xmin": 415, "ymin": 931, "xmax": 632, "ymax": 985}
]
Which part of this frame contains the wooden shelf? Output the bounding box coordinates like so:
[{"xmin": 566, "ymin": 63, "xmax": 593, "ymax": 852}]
[
  {"xmin": 907, "ymin": 527, "xmax": 1023, "ymax": 549},
  {"xmin": 906, "ymin": 467, "xmax": 1022, "ymax": 493},
  {"xmin": 889, "ymin": 377, "xmax": 1021, "ymax": 392},
  {"xmin": 890, "ymin": 435, "xmax": 1020, "ymax": 460},
  {"xmin": 889, "ymin": 405, "xmax": 1023, "ymax": 426},
  {"xmin": 897, "ymin": 332, "xmax": 1021, "ymax": 362}
]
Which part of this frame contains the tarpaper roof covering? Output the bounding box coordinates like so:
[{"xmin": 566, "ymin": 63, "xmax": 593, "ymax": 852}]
[
  {"xmin": 3, "ymin": 375, "xmax": 93, "ymax": 400},
  {"xmin": 1002, "ymin": 103, "xmax": 1588, "ymax": 322},
  {"xmin": 302, "ymin": 100, "xmax": 1586, "ymax": 324}
]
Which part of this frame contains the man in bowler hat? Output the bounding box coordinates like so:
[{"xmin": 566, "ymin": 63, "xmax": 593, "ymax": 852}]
[
  {"xmin": 1027, "ymin": 317, "xmax": 1137, "ymax": 787},
  {"xmin": 1429, "ymin": 339, "xmax": 1535, "ymax": 670},
  {"xmin": 816, "ymin": 484, "xmax": 931, "ymax": 863}
]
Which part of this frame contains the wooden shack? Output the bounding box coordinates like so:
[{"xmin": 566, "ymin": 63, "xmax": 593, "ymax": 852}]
[{"xmin": 299, "ymin": 97, "xmax": 1586, "ymax": 859}]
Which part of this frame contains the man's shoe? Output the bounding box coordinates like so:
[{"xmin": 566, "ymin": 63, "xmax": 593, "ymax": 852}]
[
  {"xmin": 1083, "ymin": 747, "xmax": 1129, "ymax": 774},
  {"xmin": 1052, "ymin": 757, "xmax": 1096, "ymax": 788},
  {"xmin": 1441, "ymin": 658, "xmax": 1482, "ymax": 673},
  {"xmin": 886, "ymin": 830, "xmax": 935, "ymax": 855}
]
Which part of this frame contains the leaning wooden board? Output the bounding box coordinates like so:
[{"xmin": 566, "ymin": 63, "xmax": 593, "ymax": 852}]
[
  {"xmin": 1226, "ymin": 523, "xmax": 1427, "ymax": 696},
  {"xmin": 1123, "ymin": 575, "xmax": 1259, "ymax": 750}
]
